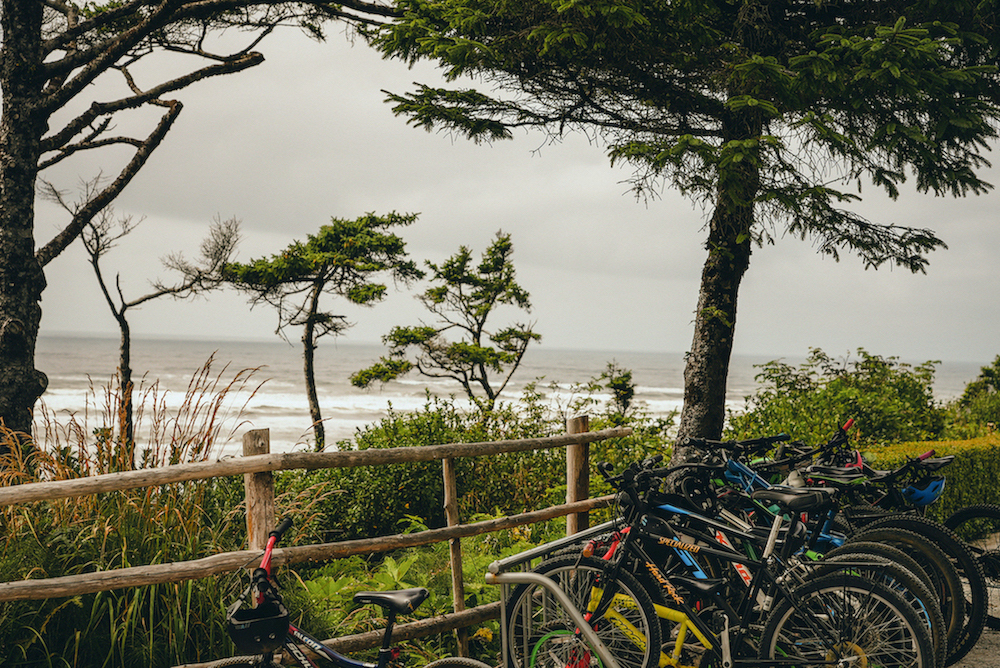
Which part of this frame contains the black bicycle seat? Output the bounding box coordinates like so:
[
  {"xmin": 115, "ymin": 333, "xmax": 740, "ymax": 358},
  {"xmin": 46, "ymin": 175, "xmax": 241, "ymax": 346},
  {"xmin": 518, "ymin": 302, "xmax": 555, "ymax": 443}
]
[
  {"xmin": 353, "ymin": 587, "xmax": 430, "ymax": 614},
  {"xmin": 751, "ymin": 487, "xmax": 837, "ymax": 513}
]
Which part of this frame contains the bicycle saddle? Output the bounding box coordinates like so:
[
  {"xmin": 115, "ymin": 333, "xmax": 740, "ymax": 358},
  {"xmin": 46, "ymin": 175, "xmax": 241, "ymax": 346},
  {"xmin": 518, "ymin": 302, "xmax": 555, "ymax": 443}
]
[
  {"xmin": 751, "ymin": 487, "xmax": 837, "ymax": 513},
  {"xmin": 354, "ymin": 587, "xmax": 430, "ymax": 614}
]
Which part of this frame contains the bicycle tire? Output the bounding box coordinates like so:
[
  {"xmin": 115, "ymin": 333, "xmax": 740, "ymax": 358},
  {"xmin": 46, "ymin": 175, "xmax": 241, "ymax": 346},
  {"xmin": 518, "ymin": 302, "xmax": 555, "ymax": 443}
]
[
  {"xmin": 505, "ymin": 554, "xmax": 662, "ymax": 668},
  {"xmin": 424, "ymin": 657, "xmax": 495, "ymax": 668},
  {"xmin": 861, "ymin": 513, "xmax": 988, "ymax": 665},
  {"xmin": 759, "ymin": 571, "xmax": 935, "ymax": 668},
  {"xmin": 847, "ymin": 525, "xmax": 965, "ymax": 664},
  {"xmin": 944, "ymin": 503, "xmax": 1000, "ymax": 631},
  {"xmin": 810, "ymin": 552, "xmax": 946, "ymax": 668},
  {"xmin": 824, "ymin": 541, "xmax": 940, "ymax": 604}
]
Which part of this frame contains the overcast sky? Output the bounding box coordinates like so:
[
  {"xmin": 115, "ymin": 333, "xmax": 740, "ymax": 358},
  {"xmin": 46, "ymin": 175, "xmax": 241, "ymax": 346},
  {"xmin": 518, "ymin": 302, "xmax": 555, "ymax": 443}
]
[{"xmin": 35, "ymin": 27, "xmax": 1000, "ymax": 366}]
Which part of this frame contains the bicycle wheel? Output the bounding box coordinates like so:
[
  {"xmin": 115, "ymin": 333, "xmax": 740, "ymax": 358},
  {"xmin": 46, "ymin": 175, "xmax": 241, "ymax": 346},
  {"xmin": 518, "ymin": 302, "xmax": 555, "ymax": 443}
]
[
  {"xmin": 759, "ymin": 572, "xmax": 935, "ymax": 668},
  {"xmin": 861, "ymin": 514, "xmax": 987, "ymax": 665},
  {"xmin": 824, "ymin": 541, "xmax": 939, "ymax": 604},
  {"xmin": 848, "ymin": 525, "xmax": 965, "ymax": 664},
  {"xmin": 810, "ymin": 553, "xmax": 946, "ymax": 668},
  {"xmin": 425, "ymin": 658, "xmax": 495, "ymax": 668},
  {"xmin": 505, "ymin": 554, "xmax": 662, "ymax": 668},
  {"xmin": 944, "ymin": 503, "xmax": 1000, "ymax": 631}
]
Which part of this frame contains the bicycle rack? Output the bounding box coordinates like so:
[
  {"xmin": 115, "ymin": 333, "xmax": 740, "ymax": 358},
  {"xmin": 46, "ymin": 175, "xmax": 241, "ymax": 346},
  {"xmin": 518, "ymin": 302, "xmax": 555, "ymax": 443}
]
[{"xmin": 485, "ymin": 520, "xmax": 623, "ymax": 668}]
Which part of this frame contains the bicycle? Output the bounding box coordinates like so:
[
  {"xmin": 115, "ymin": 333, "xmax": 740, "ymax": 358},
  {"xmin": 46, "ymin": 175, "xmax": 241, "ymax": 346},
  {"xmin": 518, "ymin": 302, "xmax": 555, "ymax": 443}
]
[
  {"xmin": 495, "ymin": 461, "xmax": 936, "ymax": 668},
  {"xmin": 222, "ymin": 518, "xmax": 492, "ymax": 668}
]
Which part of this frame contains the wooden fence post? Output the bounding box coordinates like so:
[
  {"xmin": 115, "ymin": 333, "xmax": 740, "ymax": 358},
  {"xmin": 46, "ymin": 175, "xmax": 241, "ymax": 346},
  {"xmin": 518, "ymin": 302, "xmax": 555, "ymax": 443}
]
[
  {"xmin": 441, "ymin": 457, "xmax": 469, "ymax": 656},
  {"xmin": 243, "ymin": 429, "xmax": 275, "ymax": 551},
  {"xmin": 566, "ymin": 415, "xmax": 590, "ymax": 536}
]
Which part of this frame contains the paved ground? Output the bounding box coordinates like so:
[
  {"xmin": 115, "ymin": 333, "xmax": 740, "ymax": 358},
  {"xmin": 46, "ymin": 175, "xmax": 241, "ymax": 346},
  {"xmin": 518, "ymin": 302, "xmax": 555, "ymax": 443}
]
[{"xmin": 952, "ymin": 628, "xmax": 1000, "ymax": 668}]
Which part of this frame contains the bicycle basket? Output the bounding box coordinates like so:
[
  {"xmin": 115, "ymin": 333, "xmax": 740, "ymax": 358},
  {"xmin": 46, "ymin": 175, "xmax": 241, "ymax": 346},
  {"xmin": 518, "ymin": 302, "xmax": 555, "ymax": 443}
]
[{"xmin": 227, "ymin": 599, "xmax": 289, "ymax": 653}]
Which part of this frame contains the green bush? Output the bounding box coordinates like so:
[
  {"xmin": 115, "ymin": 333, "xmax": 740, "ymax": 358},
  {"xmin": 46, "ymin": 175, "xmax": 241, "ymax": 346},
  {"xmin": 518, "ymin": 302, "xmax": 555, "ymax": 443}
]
[
  {"xmin": 279, "ymin": 374, "xmax": 674, "ymax": 543},
  {"xmin": 946, "ymin": 355, "xmax": 1000, "ymax": 438},
  {"xmin": 725, "ymin": 348, "xmax": 946, "ymax": 445}
]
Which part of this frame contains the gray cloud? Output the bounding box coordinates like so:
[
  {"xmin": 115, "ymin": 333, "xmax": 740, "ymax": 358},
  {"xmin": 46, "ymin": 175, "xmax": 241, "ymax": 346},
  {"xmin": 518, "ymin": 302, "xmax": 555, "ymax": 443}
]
[{"xmin": 36, "ymin": 29, "xmax": 1000, "ymax": 365}]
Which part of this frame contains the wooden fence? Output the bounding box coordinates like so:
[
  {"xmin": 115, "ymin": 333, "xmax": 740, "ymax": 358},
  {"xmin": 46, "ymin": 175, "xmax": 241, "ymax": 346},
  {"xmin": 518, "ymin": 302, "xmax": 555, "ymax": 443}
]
[{"xmin": 0, "ymin": 419, "xmax": 630, "ymax": 666}]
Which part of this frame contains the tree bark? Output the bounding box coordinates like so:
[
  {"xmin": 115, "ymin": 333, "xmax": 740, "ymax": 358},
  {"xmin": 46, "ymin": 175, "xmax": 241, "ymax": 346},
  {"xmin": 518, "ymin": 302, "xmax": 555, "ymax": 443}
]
[
  {"xmin": 0, "ymin": 0, "xmax": 49, "ymax": 446},
  {"xmin": 117, "ymin": 311, "xmax": 135, "ymax": 463},
  {"xmin": 303, "ymin": 281, "xmax": 325, "ymax": 450},
  {"xmin": 675, "ymin": 109, "xmax": 761, "ymax": 452}
]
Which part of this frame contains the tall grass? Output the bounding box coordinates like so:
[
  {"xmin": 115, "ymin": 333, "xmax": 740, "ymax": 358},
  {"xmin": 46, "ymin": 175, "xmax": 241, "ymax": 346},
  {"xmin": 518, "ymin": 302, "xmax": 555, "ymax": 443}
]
[
  {"xmin": 0, "ymin": 357, "xmax": 263, "ymax": 668},
  {"xmin": 0, "ymin": 355, "xmax": 675, "ymax": 667}
]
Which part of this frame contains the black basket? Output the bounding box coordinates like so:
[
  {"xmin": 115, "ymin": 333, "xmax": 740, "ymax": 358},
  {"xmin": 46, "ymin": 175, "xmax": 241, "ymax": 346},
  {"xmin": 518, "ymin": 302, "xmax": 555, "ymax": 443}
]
[{"xmin": 227, "ymin": 599, "xmax": 290, "ymax": 654}]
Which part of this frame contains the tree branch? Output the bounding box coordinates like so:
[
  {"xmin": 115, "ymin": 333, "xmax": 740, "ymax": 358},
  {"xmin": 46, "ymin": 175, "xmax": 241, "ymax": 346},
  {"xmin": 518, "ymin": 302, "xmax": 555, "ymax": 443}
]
[
  {"xmin": 36, "ymin": 100, "xmax": 182, "ymax": 267},
  {"xmin": 40, "ymin": 51, "xmax": 262, "ymax": 154}
]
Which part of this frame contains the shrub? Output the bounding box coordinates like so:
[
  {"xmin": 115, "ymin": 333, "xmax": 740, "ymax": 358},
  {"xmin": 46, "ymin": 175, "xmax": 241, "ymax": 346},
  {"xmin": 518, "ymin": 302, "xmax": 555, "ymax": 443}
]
[
  {"xmin": 726, "ymin": 348, "xmax": 946, "ymax": 446},
  {"xmin": 282, "ymin": 362, "xmax": 675, "ymax": 544},
  {"xmin": 945, "ymin": 355, "xmax": 1000, "ymax": 438}
]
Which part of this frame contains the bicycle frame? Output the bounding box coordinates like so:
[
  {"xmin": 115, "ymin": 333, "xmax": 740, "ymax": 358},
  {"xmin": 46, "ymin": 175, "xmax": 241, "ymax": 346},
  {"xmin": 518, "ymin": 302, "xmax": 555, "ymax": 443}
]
[{"xmin": 278, "ymin": 625, "xmax": 379, "ymax": 668}]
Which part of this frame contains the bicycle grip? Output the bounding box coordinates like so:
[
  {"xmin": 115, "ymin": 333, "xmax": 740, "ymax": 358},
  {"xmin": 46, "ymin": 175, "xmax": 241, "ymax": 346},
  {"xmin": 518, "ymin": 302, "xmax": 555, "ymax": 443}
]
[
  {"xmin": 918, "ymin": 449, "xmax": 936, "ymax": 460},
  {"xmin": 270, "ymin": 517, "xmax": 293, "ymax": 540},
  {"xmin": 842, "ymin": 418, "xmax": 855, "ymax": 431}
]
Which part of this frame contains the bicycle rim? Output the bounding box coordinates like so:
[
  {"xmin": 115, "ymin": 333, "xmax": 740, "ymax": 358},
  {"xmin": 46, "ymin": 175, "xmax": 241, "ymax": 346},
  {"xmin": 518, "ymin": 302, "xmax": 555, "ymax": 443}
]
[
  {"xmin": 505, "ymin": 554, "xmax": 662, "ymax": 668},
  {"xmin": 760, "ymin": 572, "xmax": 933, "ymax": 668},
  {"xmin": 862, "ymin": 514, "xmax": 987, "ymax": 664}
]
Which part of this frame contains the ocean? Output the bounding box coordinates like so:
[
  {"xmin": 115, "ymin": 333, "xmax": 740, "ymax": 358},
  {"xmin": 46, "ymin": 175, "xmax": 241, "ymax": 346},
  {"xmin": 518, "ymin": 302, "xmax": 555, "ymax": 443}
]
[{"xmin": 34, "ymin": 334, "xmax": 985, "ymax": 455}]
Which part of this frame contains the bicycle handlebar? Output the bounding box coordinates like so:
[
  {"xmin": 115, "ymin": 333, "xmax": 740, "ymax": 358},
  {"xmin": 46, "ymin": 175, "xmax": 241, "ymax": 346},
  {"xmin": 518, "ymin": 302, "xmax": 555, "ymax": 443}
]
[
  {"xmin": 270, "ymin": 517, "xmax": 293, "ymax": 541},
  {"xmin": 259, "ymin": 518, "xmax": 293, "ymax": 577},
  {"xmin": 682, "ymin": 432, "xmax": 790, "ymax": 456}
]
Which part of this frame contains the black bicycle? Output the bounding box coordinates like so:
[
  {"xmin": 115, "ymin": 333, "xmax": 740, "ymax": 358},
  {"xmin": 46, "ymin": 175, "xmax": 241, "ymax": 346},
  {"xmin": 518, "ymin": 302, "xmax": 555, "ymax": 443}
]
[
  {"xmin": 501, "ymin": 460, "xmax": 937, "ymax": 668},
  {"xmin": 222, "ymin": 518, "xmax": 491, "ymax": 668}
]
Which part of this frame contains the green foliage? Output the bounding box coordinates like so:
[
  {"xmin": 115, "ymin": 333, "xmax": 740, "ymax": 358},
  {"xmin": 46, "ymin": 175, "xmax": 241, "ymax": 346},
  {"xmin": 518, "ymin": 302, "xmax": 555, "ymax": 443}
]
[
  {"xmin": 352, "ymin": 231, "xmax": 540, "ymax": 410},
  {"xmin": 726, "ymin": 348, "xmax": 946, "ymax": 446},
  {"xmin": 0, "ymin": 360, "xmax": 258, "ymax": 667},
  {"xmin": 278, "ymin": 394, "xmax": 565, "ymax": 541},
  {"xmin": 224, "ymin": 212, "xmax": 423, "ymax": 335},
  {"xmin": 371, "ymin": 0, "xmax": 1000, "ymax": 271},
  {"xmin": 948, "ymin": 355, "xmax": 1000, "ymax": 438}
]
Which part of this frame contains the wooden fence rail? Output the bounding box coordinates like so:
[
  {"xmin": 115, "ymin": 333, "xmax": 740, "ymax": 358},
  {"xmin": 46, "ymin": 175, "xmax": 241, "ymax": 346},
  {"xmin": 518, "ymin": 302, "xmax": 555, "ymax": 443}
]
[
  {"xmin": 0, "ymin": 428, "xmax": 628, "ymax": 507},
  {"xmin": 0, "ymin": 494, "xmax": 613, "ymax": 602}
]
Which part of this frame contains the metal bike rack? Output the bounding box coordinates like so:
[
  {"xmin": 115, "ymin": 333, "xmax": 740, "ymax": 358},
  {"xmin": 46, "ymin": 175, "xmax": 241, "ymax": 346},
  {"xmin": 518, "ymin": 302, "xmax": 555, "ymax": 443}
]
[{"xmin": 484, "ymin": 520, "xmax": 622, "ymax": 668}]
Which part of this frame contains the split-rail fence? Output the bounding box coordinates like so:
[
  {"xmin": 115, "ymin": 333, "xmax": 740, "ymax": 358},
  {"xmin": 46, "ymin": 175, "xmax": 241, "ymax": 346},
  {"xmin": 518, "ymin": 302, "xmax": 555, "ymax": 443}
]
[{"xmin": 0, "ymin": 417, "xmax": 629, "ymax": 667}]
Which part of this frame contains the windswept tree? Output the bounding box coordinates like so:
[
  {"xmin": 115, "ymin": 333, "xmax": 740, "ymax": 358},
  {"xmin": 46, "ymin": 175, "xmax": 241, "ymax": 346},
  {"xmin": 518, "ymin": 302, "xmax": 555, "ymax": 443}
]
[
  {"xmin": 372, "ymin": 0, "xmax": 1000, "ymax": 457},
  {"xmin": 224, "ymin": 212, "xmax": 422, "ymax": 449},
  {"xmin": 80, "ymin": 209, "xmax": 241, "ymax": 452},
  {"xmin": 352, "ymin": 231, "xmax": 540, "ymax": 411},
  {"xmin": 0, "ymin": 0, "xmax": 396, "ymax": 441}
]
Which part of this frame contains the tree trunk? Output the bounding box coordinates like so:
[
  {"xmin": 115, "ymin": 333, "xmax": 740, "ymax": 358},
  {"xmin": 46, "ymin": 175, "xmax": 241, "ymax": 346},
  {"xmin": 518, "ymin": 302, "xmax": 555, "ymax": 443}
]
[
  {"xmin": 0, "ymin": 0, "xmax": 49, "ymax": 449},
  {"xmin": 302, "ymin": 282, "xmax": 325, "ymax": 450},
  {"xmin": 117, "ymin": 312, "xmax": 135, "ymax": 466},
  {"xmin": 674, "ymin": 110, "xmax": 762, "ymax": 456}
]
